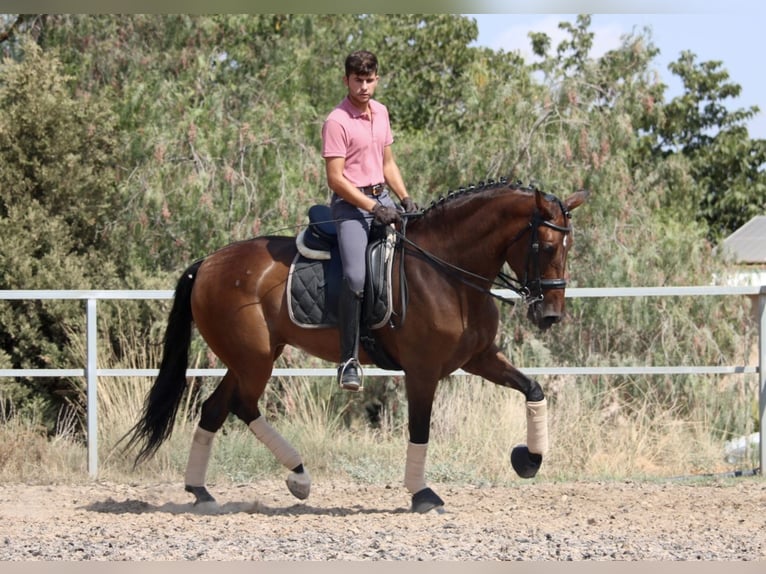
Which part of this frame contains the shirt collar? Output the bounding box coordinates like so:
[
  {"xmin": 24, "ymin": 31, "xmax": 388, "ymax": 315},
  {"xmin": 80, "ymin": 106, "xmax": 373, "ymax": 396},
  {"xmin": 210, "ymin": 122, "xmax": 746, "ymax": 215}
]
[{"xmin": 341, "ymin": 96, "xmax": 374, "ymax": 118}]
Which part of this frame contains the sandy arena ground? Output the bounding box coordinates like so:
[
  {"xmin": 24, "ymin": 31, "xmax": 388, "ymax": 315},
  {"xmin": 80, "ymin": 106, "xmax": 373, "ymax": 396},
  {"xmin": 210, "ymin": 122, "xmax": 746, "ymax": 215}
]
[{"xmin": 1, "ymin": 477, "xmax": 765, "ymax": 561}]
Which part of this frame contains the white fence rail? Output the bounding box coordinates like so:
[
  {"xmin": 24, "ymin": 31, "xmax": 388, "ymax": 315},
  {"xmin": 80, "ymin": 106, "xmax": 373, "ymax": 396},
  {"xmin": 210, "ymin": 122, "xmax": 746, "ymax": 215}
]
[{"xmin": 1, "ymin": 286, "xmax": 764, "ymax": 478}]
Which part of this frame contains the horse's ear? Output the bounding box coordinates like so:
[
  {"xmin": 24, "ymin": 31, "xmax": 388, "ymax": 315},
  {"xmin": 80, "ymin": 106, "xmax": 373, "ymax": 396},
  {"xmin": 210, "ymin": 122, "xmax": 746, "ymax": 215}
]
[{"xmin": 563, "ymin": 189, "xmax": 589, "ymax": 213}]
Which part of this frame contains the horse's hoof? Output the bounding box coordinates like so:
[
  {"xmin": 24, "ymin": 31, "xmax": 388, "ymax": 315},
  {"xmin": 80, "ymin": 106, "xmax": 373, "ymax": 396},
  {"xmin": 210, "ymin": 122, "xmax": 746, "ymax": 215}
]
[
  {"xmin": 286, "ymin": 470, "xmax": 311, "ymax": 500},
  {"xmin": 185, "ymin": 484, "xmax": 216, "ymax": 505},
  {"xmin": 510, "ymin": 445, "xmax": 542, "ymax": 478},
  {"xmin": 411, "ymin": 487, "xmax": 445, "ymax": 514}
]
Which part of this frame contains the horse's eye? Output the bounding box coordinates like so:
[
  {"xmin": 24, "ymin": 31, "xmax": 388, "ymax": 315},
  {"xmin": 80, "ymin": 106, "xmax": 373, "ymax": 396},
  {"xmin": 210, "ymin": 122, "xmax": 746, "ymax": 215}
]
[{"xmin": 541, "ymin": 242, "xmax": 556, "ymax": 254}]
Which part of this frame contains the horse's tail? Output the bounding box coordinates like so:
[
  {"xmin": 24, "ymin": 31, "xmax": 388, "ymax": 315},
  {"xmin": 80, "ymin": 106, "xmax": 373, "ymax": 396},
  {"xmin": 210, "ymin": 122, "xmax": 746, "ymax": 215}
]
[{"xmin": 125, "ymin": 259, "xmax": 204, "ymax": 466}]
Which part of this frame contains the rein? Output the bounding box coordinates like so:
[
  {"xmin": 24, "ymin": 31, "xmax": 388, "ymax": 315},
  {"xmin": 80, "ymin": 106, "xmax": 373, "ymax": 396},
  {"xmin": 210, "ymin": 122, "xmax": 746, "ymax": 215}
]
[
  {"xmin": 394, "ymin": 207, "xmax": 572, "ymax": 306},
  {"xmin": 294, "ymin": 195, "xmax": 572, "ymax": 321}
]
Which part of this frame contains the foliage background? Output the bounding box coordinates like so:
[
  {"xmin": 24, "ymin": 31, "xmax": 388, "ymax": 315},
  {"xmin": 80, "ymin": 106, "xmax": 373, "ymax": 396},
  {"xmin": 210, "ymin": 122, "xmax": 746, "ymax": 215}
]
[{"xmin": 0, "ymin": 14, "xmax": 763, "ymax": 479}]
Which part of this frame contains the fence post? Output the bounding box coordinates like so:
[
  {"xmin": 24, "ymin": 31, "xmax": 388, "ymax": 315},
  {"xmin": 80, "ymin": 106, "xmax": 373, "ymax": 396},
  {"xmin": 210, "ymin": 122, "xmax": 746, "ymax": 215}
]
[
  {"xmin": 86, "ymin": 298, "xmax": 98, "ymax": 478},
  {"xmin": 759, "ymin": 287, "xmax": 765, "ymax": 475}
]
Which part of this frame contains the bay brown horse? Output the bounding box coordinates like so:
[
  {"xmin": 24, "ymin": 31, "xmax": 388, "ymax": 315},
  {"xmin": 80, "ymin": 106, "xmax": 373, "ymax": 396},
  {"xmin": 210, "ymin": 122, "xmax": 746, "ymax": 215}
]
[{"xmin": 126, "ymin": 179, "xmax": 588, "ymax": 513}]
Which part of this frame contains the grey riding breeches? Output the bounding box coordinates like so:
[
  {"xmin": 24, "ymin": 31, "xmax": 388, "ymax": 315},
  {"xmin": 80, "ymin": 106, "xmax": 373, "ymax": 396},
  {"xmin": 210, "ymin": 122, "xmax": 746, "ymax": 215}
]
[{"xmin": 331, "ymin": 189, "xmax": 397, "ymax": 292}]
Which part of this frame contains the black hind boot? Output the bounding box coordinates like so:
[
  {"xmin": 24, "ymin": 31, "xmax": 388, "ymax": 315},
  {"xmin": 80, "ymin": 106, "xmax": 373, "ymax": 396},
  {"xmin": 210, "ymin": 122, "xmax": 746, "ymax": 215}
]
[{"xmin": 337, "ymin": 278, "xmax": 364, "ymax": 391}]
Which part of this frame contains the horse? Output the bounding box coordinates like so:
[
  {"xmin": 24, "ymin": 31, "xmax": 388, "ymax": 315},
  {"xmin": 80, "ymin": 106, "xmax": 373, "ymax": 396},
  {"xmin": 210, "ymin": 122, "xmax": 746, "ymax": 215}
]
[{"xmin": 125, "ymin": 178, "xmax": 588, "ymax": 513}]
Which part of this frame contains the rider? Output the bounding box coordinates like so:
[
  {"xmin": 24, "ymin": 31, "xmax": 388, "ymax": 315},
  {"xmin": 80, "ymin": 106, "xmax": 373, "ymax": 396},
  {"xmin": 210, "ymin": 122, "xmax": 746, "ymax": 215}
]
[{"xmin": 321, "ymin": 50, "xmax": 418, "ymax": 391}]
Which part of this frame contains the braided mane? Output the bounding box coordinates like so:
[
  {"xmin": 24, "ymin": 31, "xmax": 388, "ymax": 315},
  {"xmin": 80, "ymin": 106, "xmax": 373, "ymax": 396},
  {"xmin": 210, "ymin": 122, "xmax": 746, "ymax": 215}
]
[{"xmin": 419, "ymin": 177, "xmax": 545, "ymax": 217}]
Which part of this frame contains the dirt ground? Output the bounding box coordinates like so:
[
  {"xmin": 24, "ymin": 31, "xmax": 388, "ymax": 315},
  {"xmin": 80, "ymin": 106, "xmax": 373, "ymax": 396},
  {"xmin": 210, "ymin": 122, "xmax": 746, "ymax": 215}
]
[{"xmin": 1, "ymin": 477, "xmax": 765, "ymax": 561}]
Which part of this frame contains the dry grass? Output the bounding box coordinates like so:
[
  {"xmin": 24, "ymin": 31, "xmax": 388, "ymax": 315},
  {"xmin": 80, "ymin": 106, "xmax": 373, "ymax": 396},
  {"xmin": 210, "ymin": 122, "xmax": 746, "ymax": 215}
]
[
  {"xmin": 0, "ymin": 400, "xmax": 88, "ymax": 482},
  {"xmin": 1, "ymin": 370, "xmax": 757, "ymax": 486},
  {"xmin": 1, "ymin": 308, "xmax": 759, "ymax": 485},
  {"xmin": 545, "ymin": 377, "xmax": 737, "ymax": 479}
]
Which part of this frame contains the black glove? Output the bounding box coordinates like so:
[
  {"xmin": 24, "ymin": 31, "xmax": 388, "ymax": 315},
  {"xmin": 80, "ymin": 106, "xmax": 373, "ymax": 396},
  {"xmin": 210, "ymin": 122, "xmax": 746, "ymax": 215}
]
[
  {"xmin": 371, "ymin": 204, "xmax": 401, "ymax": 226},
  {"xmin": 400, "ymin": 197, "xmax": 419, "ymax": 213}
]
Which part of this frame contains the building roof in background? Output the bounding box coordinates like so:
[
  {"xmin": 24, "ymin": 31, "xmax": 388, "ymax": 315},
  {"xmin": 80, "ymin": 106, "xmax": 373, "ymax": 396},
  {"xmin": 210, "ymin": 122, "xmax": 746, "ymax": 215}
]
[{"xmin": 720, "ymin": 216, "xmax": 766, "ymax": 264}]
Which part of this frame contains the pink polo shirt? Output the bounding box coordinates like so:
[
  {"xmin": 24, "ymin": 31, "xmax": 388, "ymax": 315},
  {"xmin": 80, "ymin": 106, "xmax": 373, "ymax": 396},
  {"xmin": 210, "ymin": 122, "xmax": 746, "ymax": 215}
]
[{"xmin": 321, "ymin": 97, "xmax": 394, "ymax": 188}]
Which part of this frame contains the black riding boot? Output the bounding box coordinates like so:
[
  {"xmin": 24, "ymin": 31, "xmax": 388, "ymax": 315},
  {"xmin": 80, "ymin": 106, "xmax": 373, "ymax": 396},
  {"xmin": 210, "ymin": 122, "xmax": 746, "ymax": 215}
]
[{"xmin": 337, "ymin": 278, "xmax": 364, "ymax": 391}]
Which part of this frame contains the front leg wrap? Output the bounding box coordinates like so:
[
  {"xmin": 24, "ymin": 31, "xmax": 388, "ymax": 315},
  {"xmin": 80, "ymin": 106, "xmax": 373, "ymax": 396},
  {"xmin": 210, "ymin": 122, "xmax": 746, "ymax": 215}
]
[
  {"xmin": 511, "ymin": 398, "xmax": 547, "ymax": 479},
  {"xmin": 526, "ymin": 398, "xmax": 548, "ymax": 455},
  {"xmin": 404, "ymin": 441, "xmax": 444, "ymax": 513},
  {"xmin": 404, "ymin": 442, "xmax": 428, "ymax": 494}
]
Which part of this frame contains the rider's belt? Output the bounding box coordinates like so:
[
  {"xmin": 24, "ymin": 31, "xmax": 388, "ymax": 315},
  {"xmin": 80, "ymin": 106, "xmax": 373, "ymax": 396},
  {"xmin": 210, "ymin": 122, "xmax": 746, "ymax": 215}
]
[{"xmin": 359, "ymin": 183, "xmax": 385, "ymax": 196}]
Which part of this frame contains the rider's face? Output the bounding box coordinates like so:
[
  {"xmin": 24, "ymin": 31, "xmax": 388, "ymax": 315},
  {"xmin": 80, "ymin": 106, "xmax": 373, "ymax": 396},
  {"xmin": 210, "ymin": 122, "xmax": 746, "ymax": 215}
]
[{"xmin": 344, "ymin": 73, "xmax": 379, "ymax": 110}]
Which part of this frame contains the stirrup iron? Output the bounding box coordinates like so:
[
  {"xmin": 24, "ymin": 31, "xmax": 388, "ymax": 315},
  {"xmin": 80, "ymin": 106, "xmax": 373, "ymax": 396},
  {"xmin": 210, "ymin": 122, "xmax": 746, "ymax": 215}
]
[{"xmin": 337, "ymin": 358, "xmax": 363, "ymax": 392}]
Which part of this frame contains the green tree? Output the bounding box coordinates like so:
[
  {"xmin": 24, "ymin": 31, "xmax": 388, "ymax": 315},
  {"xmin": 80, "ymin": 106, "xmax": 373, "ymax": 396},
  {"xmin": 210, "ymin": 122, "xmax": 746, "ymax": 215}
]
[
  {"xmin": 37, "ymin": 15, "xmax": 352, "ymax": 270},
  {"xmin": 0, "ymin": 14, "xmax": 759, "ymax": 442},
  {"xmin": 0, "ymin": 38, "xmax": 123, "ymax": 424},
  {"xmin": 521, "ymin": 18, "xmax": 752, "ymax": 437},
  {"xmin": 36, "ymin": 14, "xmax": 495, "ymax": 271},
  {"xmin": 653, "ymin": 51, "xmax": 766, "ymax": 240},
  {"xmin": 359, "ymin": 14, "xmax": 479, "ymax": 133}
]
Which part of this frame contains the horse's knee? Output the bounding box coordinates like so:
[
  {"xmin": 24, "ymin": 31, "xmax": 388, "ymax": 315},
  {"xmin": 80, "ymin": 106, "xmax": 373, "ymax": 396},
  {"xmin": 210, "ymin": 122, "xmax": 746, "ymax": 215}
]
[
  {"xmin": 230, "ymin": 382, "xmax": 266, "ymax": 425},
  {"xmin": 229, "ymin": 376, "xmax": 268, "ymax": 426}
]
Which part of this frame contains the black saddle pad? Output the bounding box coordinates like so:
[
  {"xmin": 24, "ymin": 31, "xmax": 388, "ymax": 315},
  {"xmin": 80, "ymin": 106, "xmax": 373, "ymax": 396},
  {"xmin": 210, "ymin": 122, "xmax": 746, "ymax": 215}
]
[
  {"xmin": 287, "ymin": 230, "xmax": 394, "ymax": 330},
  {"xmin": 287, "ymin": 207, "xmax": 403, "ymax": 371},
  {"xmin": 287, "ymin": 248, "xmax": 343, "ymax": 327}
]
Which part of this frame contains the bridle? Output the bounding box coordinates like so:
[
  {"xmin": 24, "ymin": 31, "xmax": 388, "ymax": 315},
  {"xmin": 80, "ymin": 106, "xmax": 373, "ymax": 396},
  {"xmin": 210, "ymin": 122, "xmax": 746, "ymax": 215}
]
[
  {"xmin": 511, "ymin": 206, "xmax": 573, "ymax": 304},
  {"xmin": 397, "ymin": 201, "xmax": 573, "ymax": 307}
]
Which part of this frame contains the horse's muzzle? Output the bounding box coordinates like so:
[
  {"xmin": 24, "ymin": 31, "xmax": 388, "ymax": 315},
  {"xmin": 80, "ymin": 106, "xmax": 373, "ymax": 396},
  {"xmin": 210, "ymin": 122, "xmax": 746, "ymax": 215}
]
[{"xmin": 527, "ymin": 299, "xmax": 563, "ymax": 331}]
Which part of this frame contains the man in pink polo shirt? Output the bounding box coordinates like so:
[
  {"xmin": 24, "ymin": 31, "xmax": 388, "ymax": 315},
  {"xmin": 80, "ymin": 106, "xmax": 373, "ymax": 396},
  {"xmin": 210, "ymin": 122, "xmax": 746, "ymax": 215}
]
[{"xmin": 322, "ymin": 50, "xmax": 418, "ymax": 391}]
